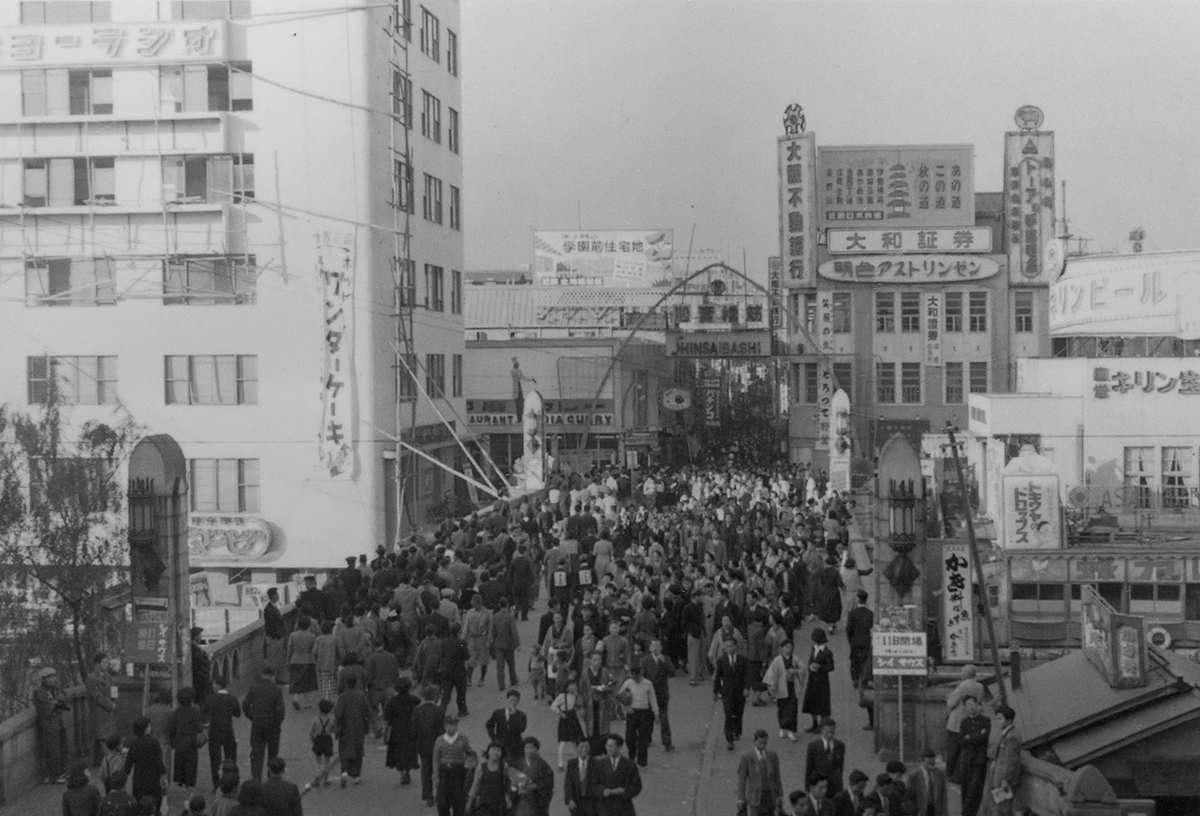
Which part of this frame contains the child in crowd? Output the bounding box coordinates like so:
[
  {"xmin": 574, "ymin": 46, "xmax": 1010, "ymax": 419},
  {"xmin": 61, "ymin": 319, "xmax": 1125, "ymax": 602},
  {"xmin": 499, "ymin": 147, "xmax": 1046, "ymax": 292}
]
[
  {"xmin": 527, "ymin": 652, "xmax": 547, "ymax": 700},
  {"xmin": 309, "ymin": 698, "xmax": 336, "ymax": 788},
  {"xmin": 98, "ymin": 734, "xmax": 125, "ymax": 793}
]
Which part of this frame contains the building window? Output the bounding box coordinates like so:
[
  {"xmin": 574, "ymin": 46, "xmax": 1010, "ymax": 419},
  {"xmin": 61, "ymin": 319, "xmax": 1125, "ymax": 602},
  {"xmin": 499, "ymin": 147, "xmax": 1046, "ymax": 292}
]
[
  {"xmin": 392, "ymin": 70, "xmax": 412, "ymax": 128},
  {"xmin": 900, "ymin": 291, "xmax": 921, "ymax": 333},
  {"xmin": 448, "ymin": 108, "xmax": 459, "ymax": 154},
  {"xmin": 24, "ymin": 157, "xmax": 113, "ymax": 207},
  {"xmin": 26, "ymin": 259, "xmax": 115, "ymax": 307},
  {"xmin": 803, "ymin": 292, "xmax": 817, "ymax": 335},
  {"xmin": 449, "ymin": 185, "xmax": 461, "ymax": 231},
  {"xmin": 23, "ymin": 69, "xmax": 113, "ymax": 116},
  {"xmin": 968, "ymin": 361, "xmax": 988, "ymax": 394},
  {"xmin": 1162, "ymin": 447, "xmax": 1194, "ymax": 509},
  {"xmin": 160, "ymin": 63, "xmax": 251, "ymax": 113},
  {"xmin": 832, "ymin": 361, "xmax": 852, "ymax": 402},
  {"xmin": 804, "ymin": 363, "xmax": 818, "ymax": 404},
  {"xmin": 450, "ymin": 269, "xmax": 462, "ymax": 314},
  {"xmin": 945, "ymin": 362, "xmax": 964, "ymax": 404},
  {"xmin": 397, "ymin": 258, "xmax": 416, "ymax": 307},
  {"xmin": 164, "ymin": 355, "xmax": 257, "ymax": 405},
  {"xmin": 397, "ymin": 352, "xmax": 418, "ymax": 401},
  {"xmin": 945, "ymin": 291, "xmax": 963, "ymax": 333},
  {"xmin": 395, "ymin": 0, "xmax": 412, "ymax": 39},
  {"xmin": 27, "ymin": 355, "xmax": 117, "ymax": 405},
  {"xmin": 452, "ymin": 353, "xmax": 463, "ymax": 398},
  {"xmin": 1124, "ymin": 446, "xmax": 1155, "ymax": 509},
  {"xmin": 1014, "ymin": 290, "xmax": 1034, "ymax": 333},
  {"xmin": 901, "ymin": 362, "xmax": 921, "ymax": 403},
  {"xmin": 189, "ymin": 459, "xmax": 259, "ymax": 513},
  {"xmin": 20, "ymin": 2, "xmax": 111, "ymax": 23},
  {"xmin": 422, "ymin": 174, "xmax": 443, "ymax": 224},
  {"xmin": 393, "ymin": 159, "xmax": 414, "ymax": 213},
  {"xmin": 171, "ymin": 1, "xmax": 251, "ymax": 18},
  {"xmin": 164, "ymin": 256, "xmax": 256, "ymax": 305},
  {"xmin": 831, "ymin": 292, "xmax": 851, "ymax": 333},
  {"xmin": 420, "ymin": 7, "xmax": 440, "ymax": 62},
  {"xmin": 969, "ymin": 291, "xmax": 988, "ymax": 332},
  {"xmin": 421, "ymin": 90, "xmax": 441, "ymax": 143},
  {"xmin": 1130, "ymin": 583, "xmax": 1183, "ymax": 617},
  {"xmin": 232, "ymin": 154, "xmax": 254, "ymax": 201},
  {"xmin": 1011, "ymin": 582, "xmax": 1067, "ymax": 616},
  {"xmin": 162, "ymin": 155, "xmax": 218, "ymax": 203},
  {"xmin": 425, "ymin": 353, "xmax": 445, "ymax": 397},
  {"xmin": 875, "ymin": 292, "xmax": 895, "ymax": 333},
  {"xmin": 876, "ymin": 362, "xmax": 896, "ymax": 403},
  {"xmin": 424, "ymin": 264, "xmax": 444, "ymax": 311},
  {"xmin": 447, "ymin": 29, "xmax": 458, "ymax": 76}
]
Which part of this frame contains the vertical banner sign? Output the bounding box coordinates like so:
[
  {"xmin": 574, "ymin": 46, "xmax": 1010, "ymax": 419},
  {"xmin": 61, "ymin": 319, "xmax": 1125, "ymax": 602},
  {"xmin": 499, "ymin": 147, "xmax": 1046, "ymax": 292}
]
[
  {"xmin": 924, "ymin": 292, "xmax": 943, "ymax": 366},
  {"xmin": 1005, "ymin": 132, "xmax": 1055, "ymax": 284},
  {"xmin": 702, "ymin": 376, "xmax": 721, "ymax": 427},
  {"xmin": 768, "ymin": 256, "xmax": 782, "ymax": 335},
  {"xmin": 1001, "ymin": 475, "xmax": 1062, "ymax": 549},
  {"xmin": 828, "ymin": 389, "xmax": 851, "ymax": 491},
  {"xmin": 942, "ymin": 543, "xmax": 975, "ymax": 662},
  {"xmin": 778, "ymin": 132, "xmax": 817, "ymax": 288},
  {"xmin": 522, "ymin": 390, "xmax": 546, "ymax": 490},
  {"xmin": 317, "ymin": 229, "xmax": 356, "ymax": 477},
  {"xmin": 814, "ymin": 293, "xmax": 834, "ymax": 449}
]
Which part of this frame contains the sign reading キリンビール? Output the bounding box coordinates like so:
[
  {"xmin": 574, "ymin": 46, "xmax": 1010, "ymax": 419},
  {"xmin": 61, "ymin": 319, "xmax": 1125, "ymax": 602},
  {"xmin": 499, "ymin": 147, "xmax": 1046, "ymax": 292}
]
[
  {"xmin": 778, "ymin": 129, "xmax": 817, "ymax": 287},
  {"xmin": 318, "ymin": 230, "xmax": 356, "ymax": 477},
  {"xmin": 818, "ymin": 146, "xmax": 975, "ymax": 229},
  {"xmin": 0, "ymin": 21, "xmax": 225, "ymax": 68}
]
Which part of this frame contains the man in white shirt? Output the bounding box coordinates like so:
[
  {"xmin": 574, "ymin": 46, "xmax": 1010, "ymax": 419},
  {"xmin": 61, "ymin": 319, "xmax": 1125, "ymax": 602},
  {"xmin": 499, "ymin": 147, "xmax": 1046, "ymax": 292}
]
[{"xmin": 617, "ymin": 663, "xmax": 658, "ymax": 769}]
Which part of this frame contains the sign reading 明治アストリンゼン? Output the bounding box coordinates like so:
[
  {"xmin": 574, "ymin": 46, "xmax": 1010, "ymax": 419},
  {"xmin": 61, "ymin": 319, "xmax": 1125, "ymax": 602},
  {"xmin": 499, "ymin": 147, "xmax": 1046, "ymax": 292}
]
[
  {"xmin": 666, "ymin": 332, "xmax": 772, "ymax": 358},
  {"xmin": 818, "ymin": 146, "xmax": 975, "ymax": 229},
  {"xmin": 818, "ymin": 256, "xmax": 1000, "ymax": 282}
]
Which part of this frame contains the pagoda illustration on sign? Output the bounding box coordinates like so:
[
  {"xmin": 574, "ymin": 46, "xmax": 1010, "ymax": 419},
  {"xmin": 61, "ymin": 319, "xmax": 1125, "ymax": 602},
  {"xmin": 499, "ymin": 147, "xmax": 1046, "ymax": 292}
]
[{"xmin": 886, "ymin": 163, "xmax": 912, "ymax": 219}]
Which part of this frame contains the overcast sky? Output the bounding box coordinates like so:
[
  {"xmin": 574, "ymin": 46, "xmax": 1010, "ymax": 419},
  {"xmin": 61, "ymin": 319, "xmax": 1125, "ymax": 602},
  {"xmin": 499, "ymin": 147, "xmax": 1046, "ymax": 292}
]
[{"xmin": 460, "ymin": 0, "xmax": 1200, "ymax": 278}]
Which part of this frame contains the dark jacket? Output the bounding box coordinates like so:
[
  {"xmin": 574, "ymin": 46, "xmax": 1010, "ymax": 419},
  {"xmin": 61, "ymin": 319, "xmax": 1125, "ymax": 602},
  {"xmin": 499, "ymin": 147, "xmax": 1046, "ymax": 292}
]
[
  {"xmin": 123, "ymin": 734, "xmax": 165, "ymax": 799},
  {"xmin": 242, "ymin": 678, "xmax": 285, "ymax": 728},
  {"xmin": 591, "ymin": 755, "xmax": 642, "ymax": 816},
  {"xmin": 166, "ymin": 703, "xmax": 205, "ymax": 751},
  {"xmin": 263, "ymin": 602, "xmax": 287, "ymax": 641},
  {"xmin": 485, "ymin": 707, "xmax": 528, "ymax": 762},
  {"xmin": 713, "ymin": 653, "xmax": 747, "ymax": 701},
  {"xmin": 845, "ymin": 606, "xmax": 874, "ymax": 649},
  {"xmin": 564, "ymin": 756, "xmax": 597, "ymax": 815},
  {"xmin": 804, "ymin": 736, "xmax": 847, "ymax": 796},
  {"xmin": 259, "ymin": 775, "xmax": 303, "ymax": 816},
  {"xmin": 801, "ymin": 645, "xmax": 834, "ymax": 718},
  {"xmin": 413, "ymin": 701, "xmax": 445, "ymax": 756},
  {"xmin": 641, "ymin": 653, "xmax": 674, "ymax": 704},
  {"xmin": 203, "ymin": 690, "xmax": 242, "ymax": 738}
]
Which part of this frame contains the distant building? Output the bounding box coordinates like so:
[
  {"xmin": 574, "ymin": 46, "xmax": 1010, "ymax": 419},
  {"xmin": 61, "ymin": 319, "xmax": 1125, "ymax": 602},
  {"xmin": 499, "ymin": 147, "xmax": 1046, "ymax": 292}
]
[{"xmin": 0, "ymin": 0, "xmax": 467, "ymax": 576}]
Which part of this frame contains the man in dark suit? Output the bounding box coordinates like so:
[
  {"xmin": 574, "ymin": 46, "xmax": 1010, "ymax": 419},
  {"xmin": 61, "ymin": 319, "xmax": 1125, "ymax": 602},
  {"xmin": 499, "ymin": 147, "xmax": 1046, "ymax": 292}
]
[
  {"xmin": 485, "ymin": 689, "xmax": 528, "ymax": 764},
  {"xmin": 565, "ymin": 737, "xmax": 598, "ymax": 816},
  {"xmin": 804, "ymin": 718, "xmax": 846, "ymax": 797},
  {"xmin": 713, "ymin": 637, "xmax": 748, "ymax": 751},
  {"xmin": 905, "ymin": 749, "xmax": 948, "ymax": 816},
  {"xmin": 203, "ymin": 674, "xmax": 242, "ymax": 789},
  {"xmin": 509, "ymin": 546, "xmax": 536, "ymax": 620},
  {"xmin": 844, "ymin": 590, "xmax": 874, "ymax": 686},
  {"xmin": 736, "ymin": 729, "xmax": 783, "ymax": 816},
  {"xmin": 242, "ymin": 666, "xmax": 285, "ymax": 782},
  {"xmin": 297, "ymin": 575, "xmax": 328, "ymax": 623},
  {"xmin": 592, "ymin": 734, "xmax": 642, "ymax": 816},
  {"xmin": 831, "ymin": 769, "xmax": 870, "ymax": 816},
  {"xmin": 791, "ymin": 773, "xmax": 834, "ymax": 816},
  {"xmin": 412, "ymin": 684, "xmax": 446, "ymax": 807},
  {"xmin": 641, "ymin": 638, "xmax": 674, "ymax": 750},
  {"xmin": 259, "ymin": 756, "xmax": 303, "ymax": 816}
]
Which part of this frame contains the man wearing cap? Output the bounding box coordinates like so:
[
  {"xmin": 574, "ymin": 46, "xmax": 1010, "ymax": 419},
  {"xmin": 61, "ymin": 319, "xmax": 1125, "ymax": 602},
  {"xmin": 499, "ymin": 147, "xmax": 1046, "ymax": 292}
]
[
  {"xmin": 243, "ymin": 666, "xmax": 286, "ymax": 782},
  {"xmin": 906, "ymin": 749, "xmax": 947, "ymax": 816},
  {"xmin": 433, "ymin": 714, "xmax": 476, "ymax": 816},
  {"xmin": 832, "ymin": 769, "xmax": 870, "ymax": 816},
  {"xmin": 845, "ymin": 590, "xmax": 874, "ymax": 686},
  {"xmin": 33, "ymin": 666, "xmax": 69, "ymax": 783}
]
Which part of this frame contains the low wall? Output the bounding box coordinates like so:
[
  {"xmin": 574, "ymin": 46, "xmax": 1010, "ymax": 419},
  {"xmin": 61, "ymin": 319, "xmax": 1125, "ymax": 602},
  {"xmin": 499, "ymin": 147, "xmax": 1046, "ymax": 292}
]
[{"xmin": 0, "ymin": 685, "xmax": 89, "ymax": 806}]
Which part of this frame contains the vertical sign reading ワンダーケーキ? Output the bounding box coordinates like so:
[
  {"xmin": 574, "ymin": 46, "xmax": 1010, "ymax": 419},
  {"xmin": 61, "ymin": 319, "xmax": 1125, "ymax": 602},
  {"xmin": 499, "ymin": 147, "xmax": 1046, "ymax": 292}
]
[
  {"xmin": 318, "ymin": 230, "xmax": 356, "ymax": 477},
  {"xmin": 1005, "ymin": 130, "xmax": 1055, "ymax": 284},
  {"xmin": 778, "ymin": 122, "xmax": 816, "ymax": 289},
  {"xmin": 942, "ymin": 542, "xmax": 975, "ymax": 662}
]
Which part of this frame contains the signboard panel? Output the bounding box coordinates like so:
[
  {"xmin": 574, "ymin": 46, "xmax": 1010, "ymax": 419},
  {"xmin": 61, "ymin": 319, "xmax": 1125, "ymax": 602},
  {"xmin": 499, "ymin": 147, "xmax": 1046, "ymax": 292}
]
[
  {"xmin": 828, "ymin": 227, "xmax": 992, "ymax": 254},
  {"xmin": 819, "ymin": 145, "xmax": 974, "ymax": 229},
  {"xmin": 666, "ymin": 331, "xmax": 772, "ymax": 358},
  {"xmin": 701, "ymin": 376, "xmax": 721, "ymax": 427},
  {"xmin": 1081, "ymin": 585, "xmax": 1147, "ymax": 689},
  {"xmin": 126, "ymin": 599, "xmax": 170, "ymax": 665},
  {"xmin": 942, "ymin": 543, "xmax": 975, "ymax": 662},
  {"xmin": 872, "ymin": 631, "xmax": 928, "ymax": 676},
  {"xmin": 1049, "ymin": 251, "xmax": 1200, "ymax": 339},
  {"xmin": 317, "ymin": 229, "xmax": 356, "ymax": 478},
  {"xmin": 924, "ymin": 292, "xmax": 943, "ymax": 366},
  {"xmin": 1004, "ymin": 132, "xmax": 1056, "ymax": 283},
  {"xmin": 1001, "ymin": 475, "xmax": 1062, "ymax": 549},
  {"xmin": 0, "ymin": 21, "xmax": 226, "ymax": 68},
  {"xmin": 768, "ymin": 256, "xmax": 783, "ymax": 333},
  {"xmin": 819, "ymin": 256, "xmax": 1000, "ymax": 283},
  {"xmin": 532, "ymin": 230, "xmax": 673, "ymax": 287},
  {"xmin": 779, "ymin": 133, "xmax": 817, "ymax": 287}
]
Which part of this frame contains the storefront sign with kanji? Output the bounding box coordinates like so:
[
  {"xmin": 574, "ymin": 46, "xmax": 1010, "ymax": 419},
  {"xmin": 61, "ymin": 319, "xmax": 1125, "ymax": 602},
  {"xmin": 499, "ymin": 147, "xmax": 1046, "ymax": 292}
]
[
  {"xmin": 317, "ymin": 229, "xmax": 356, "ymax": 477},
  {"xmin": 942, "ymin": 543, "xmax": 974, "ymax": 662},
  {"xmin": 778, "ymin": 133, "xmax": 816, "ymax": 287}
]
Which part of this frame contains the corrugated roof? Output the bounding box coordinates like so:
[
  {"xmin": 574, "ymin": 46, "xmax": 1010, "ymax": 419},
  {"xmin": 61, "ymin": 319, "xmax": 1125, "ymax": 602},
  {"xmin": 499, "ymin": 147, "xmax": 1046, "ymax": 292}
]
[
  {"xmin": 1050, "ymin": 692, "xmax": 1200, "ymax": 766},
  {"xmin": 465, "ymin": 285, "xmax": 539, "ymax": 329}
]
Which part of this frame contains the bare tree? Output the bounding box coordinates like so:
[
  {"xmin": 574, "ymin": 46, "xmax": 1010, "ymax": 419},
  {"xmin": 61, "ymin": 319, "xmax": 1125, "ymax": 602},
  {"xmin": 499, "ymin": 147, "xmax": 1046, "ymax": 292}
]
[{"xmin": 0, "ymin": 387, "xmax": 140, "ymax": 710}]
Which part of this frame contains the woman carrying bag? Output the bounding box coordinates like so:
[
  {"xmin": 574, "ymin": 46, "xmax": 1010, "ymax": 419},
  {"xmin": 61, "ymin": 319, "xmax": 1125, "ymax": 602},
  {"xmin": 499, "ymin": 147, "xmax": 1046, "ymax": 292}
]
[{"xmin": 762, "ymin": 638, "xmax": 807, "ymax": 742}]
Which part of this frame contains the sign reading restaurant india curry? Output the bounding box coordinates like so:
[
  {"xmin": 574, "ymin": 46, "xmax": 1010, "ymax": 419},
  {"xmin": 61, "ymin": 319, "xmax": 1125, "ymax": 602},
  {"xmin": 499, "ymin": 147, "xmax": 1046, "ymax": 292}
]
[{"xmin": 666, "ymin": 332, "xmax": 772, "ymax": 358}]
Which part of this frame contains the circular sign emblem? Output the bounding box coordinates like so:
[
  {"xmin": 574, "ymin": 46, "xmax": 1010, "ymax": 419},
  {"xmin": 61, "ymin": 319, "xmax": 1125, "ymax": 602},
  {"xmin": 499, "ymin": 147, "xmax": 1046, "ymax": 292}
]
[
  {"xmin": 783, "ymin": 103, "xmax": 806, "ymax": 136},
  {"xmin": 662, "ymin": 389, "xmax": 691, "ymax": 411},
  {"xmin": 1014, "ymin": 105, "xmax": 1044, "ymax": 131},
  {"xmin": 1043, "ymin": 238, "xmax": 1066, "ymax": 279}
]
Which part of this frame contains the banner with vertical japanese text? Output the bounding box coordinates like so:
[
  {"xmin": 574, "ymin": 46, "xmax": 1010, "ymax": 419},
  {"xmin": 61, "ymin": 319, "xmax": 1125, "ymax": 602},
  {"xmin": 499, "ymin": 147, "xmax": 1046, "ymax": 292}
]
[
  {"xmin": 942, "ymin": 543, "xmax": 975, "ymax": 662},
  {"xmin": 317, "ymin": 228, "xmax": 356, "ymax": 477},
  {"xmin": 1004, "ymin": 132, "xmax": 1055, "ymax": 284},
  {"xmin": 778, "ymin": 133, "xmax": 817, "ymax": 288}
]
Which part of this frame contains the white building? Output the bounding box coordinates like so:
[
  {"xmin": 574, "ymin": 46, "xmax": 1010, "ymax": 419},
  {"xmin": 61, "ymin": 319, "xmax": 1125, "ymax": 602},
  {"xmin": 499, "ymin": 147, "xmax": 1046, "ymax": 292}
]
[{"xmin": 0, "ymin": 0, "xmax": 468, "ymax": 577}]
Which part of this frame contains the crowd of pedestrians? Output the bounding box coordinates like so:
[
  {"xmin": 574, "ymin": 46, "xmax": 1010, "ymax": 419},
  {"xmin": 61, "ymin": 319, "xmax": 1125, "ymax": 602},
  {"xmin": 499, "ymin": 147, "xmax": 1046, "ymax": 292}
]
[{"xmin": 49, "ymin": 460, "xmax": 1023, "ymax": 816}]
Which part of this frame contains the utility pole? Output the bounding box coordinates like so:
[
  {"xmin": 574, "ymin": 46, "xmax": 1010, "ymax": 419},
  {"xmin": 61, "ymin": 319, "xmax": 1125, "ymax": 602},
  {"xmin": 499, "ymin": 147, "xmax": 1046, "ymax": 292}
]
[{"xmin": 945, "ymin": 425, "xmax": 1008, "ymax": 706}]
